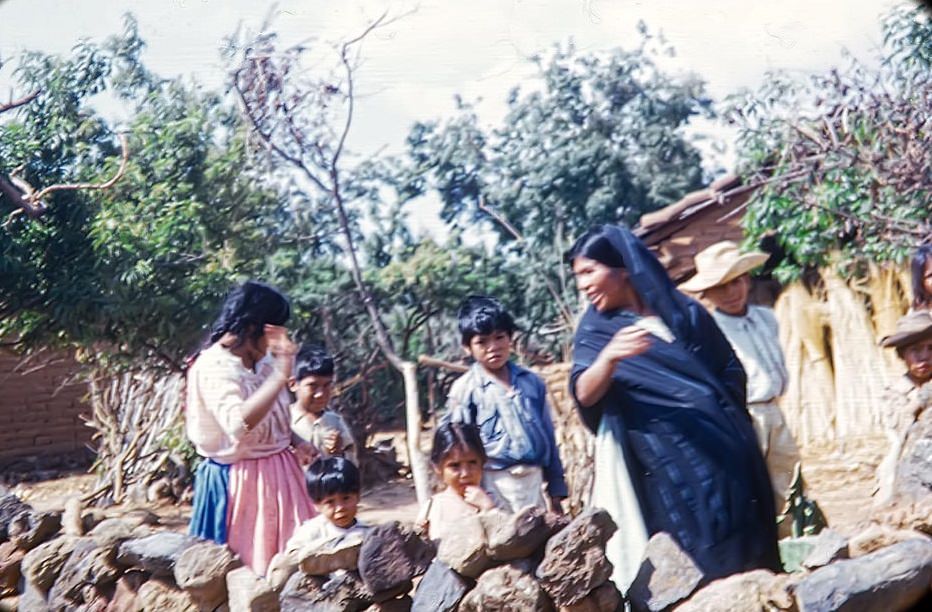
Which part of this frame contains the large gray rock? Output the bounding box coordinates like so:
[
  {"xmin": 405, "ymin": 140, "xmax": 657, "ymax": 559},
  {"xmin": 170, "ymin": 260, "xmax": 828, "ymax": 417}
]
[
  {"xmin": 436, "ymin": 514, "xmax": 492, "ymax": 579},
  {"xmin": 138, "ymin": 578, "xmax": 198, "ymax": 612},
  {"xmin": 0, "ymin": 494, "xmax": 32, "ymax": 541},
  {"xmin": 848, "ymin": 524, "xmax": 929, "ymax": 557},
  {"xmin": 18, "ymin": 582, "xmax": 50, "ymax": 612},
  {"xmin": 627, "ymin": 532, "xmax": 703, "ymax": 612},
  {"xmin": 105, "ymin": 570, "xmax": 147, "ymax": 612},
  {"xmin": 21, "ymin": 535, "xmax": 80, "ymax": 593},
  {"xmin": 676, "ymin": 569, "xmax": 793, "ymax": 612},
  {"xmin": 459, "ymin": 563, "xmax": 552, "ymax": 611},
  {"xmin": 892, "ymin": 403, "xmax": 932, "ymax": 502},
  {"xmin": 482, "ymin": 506, "xmax": 551, "ymax": 562},
  {"xmin": 279, "ymin": 571, "xmax": 325, "ymax": 611},
  {"xmin": 535, "ymin": 508, "xmax": 617, "ymax": 607},
  {"xmin": 794, "ymin": 538, "xmax": 932, "ymax": 612},
  {"xmin": 62, "ymin": 497, "xmax": 84, "ymax": 536},
  {"xmin": 561, "ymin": 581, "xmax": 623, "ymax": 612},
  {"xmin": 0, "ymin": 542, "xmax": 24, "ymax": 598},
  {"xmin": 365, "ymin": 595, "xmax": 413, "ymax": 611},
  {"xmin": 411, "ymin": 560, "xmax": 469, "ymax": 612},
  {"xmin": 299, "ymin": 534, "xmax": 364, "ymax": 576},
  {"xmin": 174, "ymin": 540, "xmax": 240, "ymax": 611},
  {"xmin": 82, "ymin": 508, "xmax": 109, "ymax": 534},
  {"xmin": 89, "ymin": 518, "xmax": 136, "ymax": 547},
  {"xmin": 358, "ymin": 522, "xmax": 434, "ymax": 600},
  {"xmin": 7, "ymin": 510, "xmax": 62, "ymax": 551},
  {"xmin": 47, "ymin": 538, "xmax": 121, "ymax": 608},
  {"xmin": 801, "ymin": 529, "xmax": 849, "ymax": 570},
  {"xmin": 279, "ymin": 569, "xmax": 372, "ymax": 612},
  {"xmin": 227, "ymin": 565, "xmax": 280, "ymax": 612},
  {"xmin": 117, "ymin": 532, "xmax": 200, "ymax": 576}
]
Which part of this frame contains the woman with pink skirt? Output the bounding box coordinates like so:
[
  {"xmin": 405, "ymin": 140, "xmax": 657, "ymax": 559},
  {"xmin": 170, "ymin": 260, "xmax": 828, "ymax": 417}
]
[{"xmin": 187, "ymin": 281, "xmax": 317, "ymax": 575}]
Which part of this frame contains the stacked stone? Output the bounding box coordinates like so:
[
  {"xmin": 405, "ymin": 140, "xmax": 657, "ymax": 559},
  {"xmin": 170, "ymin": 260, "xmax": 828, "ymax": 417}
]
[
  {"xmin": 537, "ymin": 363, "xmax": 595, "ymax": 515},
  {"xmin": 412, "ymin": 506, "xmax": 620, "ymax": 612},
  {"xmin": 626, "ymin": 528, "xmax": 932, "ymax": 612},
  {"xmin": 5, "ymin": 482, "xmax": 932, "ymax": 611}
]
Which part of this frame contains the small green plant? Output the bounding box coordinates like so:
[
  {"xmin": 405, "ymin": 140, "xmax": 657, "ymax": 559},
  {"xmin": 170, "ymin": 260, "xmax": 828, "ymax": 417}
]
[{"xmin": 777, "ymin": 462, "xmax": 827, "ymax": 537}]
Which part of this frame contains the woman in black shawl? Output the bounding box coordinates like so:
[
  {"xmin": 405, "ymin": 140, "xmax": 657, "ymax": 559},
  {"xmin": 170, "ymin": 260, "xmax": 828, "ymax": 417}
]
[{"xmin": 567, "ymin": 225, "xmax": 779, "ymax": 592}]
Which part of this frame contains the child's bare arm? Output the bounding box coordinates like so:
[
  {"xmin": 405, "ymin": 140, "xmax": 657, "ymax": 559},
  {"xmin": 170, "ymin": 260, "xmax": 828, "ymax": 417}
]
[{"xmin": 463, "ymin": 486, "xmax": 496, "ymax": 511}]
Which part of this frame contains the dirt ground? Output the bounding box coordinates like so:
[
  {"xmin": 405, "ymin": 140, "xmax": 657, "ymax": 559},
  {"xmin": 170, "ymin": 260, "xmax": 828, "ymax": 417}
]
[{"xmin": 7, "ymin": 434, "xmax": 886, "ymax": 535}]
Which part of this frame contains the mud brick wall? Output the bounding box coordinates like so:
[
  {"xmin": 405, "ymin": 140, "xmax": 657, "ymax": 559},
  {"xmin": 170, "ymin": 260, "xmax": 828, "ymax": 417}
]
[
  {"xmin": 0, "ymin": 350, "xmax": 91, "ymax": 463},
  {"xmin": 538, "ymin": 363, "xmax": 594, "ymax": 514}
]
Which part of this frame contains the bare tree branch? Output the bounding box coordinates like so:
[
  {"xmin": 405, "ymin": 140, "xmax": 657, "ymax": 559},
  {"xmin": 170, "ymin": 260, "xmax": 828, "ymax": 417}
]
[
  {"xmin": 1, "ymin": 133, "xmax": 130, "ymax": 220},
  {"xmin": 0, "ymin": 90, "xmax": 40, "ymax": 114},
  {"xmin": 478, "ymin": 196, "xmax": 575, "ymax": 327}
]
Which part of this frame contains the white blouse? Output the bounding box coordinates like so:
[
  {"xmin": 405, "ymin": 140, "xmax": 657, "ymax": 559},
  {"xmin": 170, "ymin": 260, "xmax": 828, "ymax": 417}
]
[{"xmin": 185, "ymin": 343, "xmax": 293, "ymax": 463}]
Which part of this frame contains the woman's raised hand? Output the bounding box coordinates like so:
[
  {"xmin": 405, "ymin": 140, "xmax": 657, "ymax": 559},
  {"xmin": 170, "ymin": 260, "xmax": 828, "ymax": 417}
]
[
  {"xmin": 599, "ymin": 325, "xmax": 652, "ymax": 365},
  {"xmin": 264, "ymin": 324, "xmax": 298, "ymax": 378}
]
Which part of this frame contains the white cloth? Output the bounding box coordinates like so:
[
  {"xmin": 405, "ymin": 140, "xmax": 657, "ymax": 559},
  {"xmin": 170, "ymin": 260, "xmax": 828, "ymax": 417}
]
[
  {"xmin": 593, "ymin": 417, "xmax": 649, "ymax": 594},
  {"xmin": 267, "ymin": 514, "xmax": 369, "ymax": 586},
  {"xmin": 419, "ymin": 488, "xmax": 488, "ymax": 542},
  {"xmin": 481, "ymin": 465, "xmax": 547, "ymax": 513},
  {"xmin": 290, "ymin": 406, "xmax": 358, "ymax": 465},
  {"xmin": 185, "ymin": 343, "xmax": 293, "ymax": 464},
  {"xmin": 712, "ymin": 306, "xmax": 788, "ymax": 404}
]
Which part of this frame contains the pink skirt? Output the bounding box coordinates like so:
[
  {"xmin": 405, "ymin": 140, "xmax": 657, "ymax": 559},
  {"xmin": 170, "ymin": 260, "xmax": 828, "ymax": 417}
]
[{"xmin": 227, "ymin": 449, "xmax": 316, "ymax": 575}]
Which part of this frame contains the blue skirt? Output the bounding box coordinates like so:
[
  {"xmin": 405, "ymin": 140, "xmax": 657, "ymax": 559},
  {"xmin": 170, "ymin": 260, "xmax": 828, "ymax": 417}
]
[{"xmin": 189, "ymin": 458, "xmax": 230, "ymax": 544}]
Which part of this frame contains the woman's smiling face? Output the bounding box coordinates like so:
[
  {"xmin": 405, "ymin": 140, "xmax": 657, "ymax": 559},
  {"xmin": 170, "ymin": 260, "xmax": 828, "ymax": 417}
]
[{"xmin": 572, "ymin": 256, "xmax": 630, "ymax": 312}]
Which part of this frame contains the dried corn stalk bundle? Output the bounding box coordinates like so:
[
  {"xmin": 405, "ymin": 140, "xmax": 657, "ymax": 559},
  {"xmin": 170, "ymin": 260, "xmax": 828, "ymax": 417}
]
[
  {"xmin": 865, "ymin": 263, "xmax": 910, "ymax": 377},
  {"xmin": 83, "ymin": 369, "xmax": 186, "ymax": 506},
  {"xmin": 823, "ymin": 269, "xmax": 891, "ymax": 439},
  {"xmin": 775, "ymin": 283, "xmax": 837, "ymax": 446},
  {"xmin": 539, "ymin": 362, "xmax": 594, "ymax": 514}
]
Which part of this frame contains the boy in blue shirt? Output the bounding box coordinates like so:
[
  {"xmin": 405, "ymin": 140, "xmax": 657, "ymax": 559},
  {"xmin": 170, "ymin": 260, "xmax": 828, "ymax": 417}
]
[{"xmin": 445, "ymin": 295, "xmax": 567, "ymax": 513}]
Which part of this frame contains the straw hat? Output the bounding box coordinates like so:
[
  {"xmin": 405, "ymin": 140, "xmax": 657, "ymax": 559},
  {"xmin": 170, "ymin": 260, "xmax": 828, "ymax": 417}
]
[
  {"xmin": 880, "ymin": 310, "xmax": 932, "ymax": 349},
  {"xmin": 679, "ymin": 240, "xmax": 769, "ymax": 293}
]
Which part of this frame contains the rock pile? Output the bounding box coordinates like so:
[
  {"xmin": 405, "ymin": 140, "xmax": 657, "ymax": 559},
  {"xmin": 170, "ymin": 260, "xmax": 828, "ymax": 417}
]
[
  {"xmin": 0, "ymin": 492, "xmax": 618, "ymax": 612},
  {"xmin": 4, "ymin": 483, "xmax": 931, "ymax": 612},
  {"xmin": 627, "ymin": 528, "xmax": 932, "ymax": 612}
]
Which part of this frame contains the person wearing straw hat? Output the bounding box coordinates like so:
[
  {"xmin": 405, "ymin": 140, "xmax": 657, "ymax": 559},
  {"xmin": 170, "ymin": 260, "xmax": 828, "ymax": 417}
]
[
  {"xmin": 680, "ymin": 240, "xmax": 800, "ymax": 512},
  {"xmin": 875, "ymin": 310, "xmax": 932, "ymax": 503}
]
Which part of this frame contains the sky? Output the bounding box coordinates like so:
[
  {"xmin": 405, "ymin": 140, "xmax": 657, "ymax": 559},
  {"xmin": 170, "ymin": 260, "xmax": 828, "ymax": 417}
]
[{"xmin": 0, "ymin": 0, "xmax": 904, "ymax": 236}]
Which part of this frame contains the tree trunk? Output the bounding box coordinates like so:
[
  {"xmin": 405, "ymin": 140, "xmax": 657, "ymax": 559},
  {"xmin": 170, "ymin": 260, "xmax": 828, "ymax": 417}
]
[{"xmin": 402, "ymin": 362, "xmax": 431, "ymax": 504}]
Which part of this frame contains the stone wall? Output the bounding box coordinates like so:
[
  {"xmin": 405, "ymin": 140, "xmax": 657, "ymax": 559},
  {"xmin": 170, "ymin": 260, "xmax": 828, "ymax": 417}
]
[
  {"xmin": 0, "ymin": 350, "xmax": 91, "ymax": 465},
  {"xmin": 538, "ymin": 363, "xmax": 594, "ymax": 514}
]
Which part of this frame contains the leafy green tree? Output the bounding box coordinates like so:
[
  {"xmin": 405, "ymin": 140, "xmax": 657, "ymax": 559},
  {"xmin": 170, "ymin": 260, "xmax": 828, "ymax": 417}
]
[
  {"xmin": 0, "ymin": 18, "xmax": 286, "ymax": 370},
  {"xmin": 402, "ymin": 40, "xmax": 709, "ymax": 248},
  {"xmin": 726, "ymin": 4, "xmax": 931, "ymax": 280},
  {"xmin": 395, "ymin": 36, "xmax": 710, "ymax": 341}
]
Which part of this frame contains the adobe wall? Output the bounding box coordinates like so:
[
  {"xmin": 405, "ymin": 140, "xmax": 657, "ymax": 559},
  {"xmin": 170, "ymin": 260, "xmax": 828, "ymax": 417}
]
[{"xmin": 0, "ymin": 350, "xmax": 91, "ymax": 466}]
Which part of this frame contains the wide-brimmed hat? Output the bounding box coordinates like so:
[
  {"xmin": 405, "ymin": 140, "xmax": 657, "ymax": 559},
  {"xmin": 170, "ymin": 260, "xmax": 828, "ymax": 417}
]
[
  {"xmin": 880, "ymin": 310, "xmax": 932, "ymax": 349},
  {"xmin": 678, "ymin": 240, "xmax": 769, "ymax": 293}
]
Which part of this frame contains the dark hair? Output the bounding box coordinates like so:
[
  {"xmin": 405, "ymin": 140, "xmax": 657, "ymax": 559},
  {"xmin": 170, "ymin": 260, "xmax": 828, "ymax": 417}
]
[
  {"xmin": 305, "ymin": 456, "xmax": 361, "ymax": 502},
  {"xmin": 911, "ymin": 245, "xmax": 932, "ymax": 310},
  {"xmin": 430, "ymin": 421, "xmax": 487, "ymax": 467},
  {"xmin": 457, "ymin": 295, "xmax": 517, "ymax": 345},
  {"xmin": 209, "ymin": 281, "xmax": 290, "ymax": 346},
  {"xmin": 295, "ymin": 344, "xmax": 335, "ymax": 381},
  {"xmin": 563, "ymin": 226, "xmax": 626, "ymax": 268}
]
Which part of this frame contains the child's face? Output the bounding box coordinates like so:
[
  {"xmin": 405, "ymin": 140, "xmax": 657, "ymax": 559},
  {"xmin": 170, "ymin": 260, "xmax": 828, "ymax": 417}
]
[
  {"xmin": 465, "ymin": 330, "xmax": 512, "ymax": 373},
  {"xmin": 435, "ymin": 445, "xmax": 484, "ymax": 498},
  {"xmin": 290, "ymin": 374, "xmax": 334, "ymax": 414},
  {"xmin": 903, "ymin": 338, "xmax": 932, "ymax": 385},
  {"xmin": 923, "ymin": 260, "xmax": 932, "ymax": 301},
  {"xmin": 316, "ymin": 491, "xmax": 360, "ymax": 529}
]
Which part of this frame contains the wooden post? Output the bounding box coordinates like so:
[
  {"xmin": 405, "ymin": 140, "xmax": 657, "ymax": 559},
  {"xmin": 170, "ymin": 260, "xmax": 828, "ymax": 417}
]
[{"xmin": 402, "ymin": 361, "xmax": 431, "ymax": 505}]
